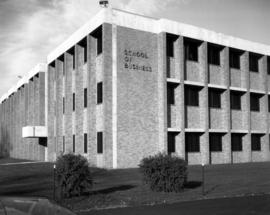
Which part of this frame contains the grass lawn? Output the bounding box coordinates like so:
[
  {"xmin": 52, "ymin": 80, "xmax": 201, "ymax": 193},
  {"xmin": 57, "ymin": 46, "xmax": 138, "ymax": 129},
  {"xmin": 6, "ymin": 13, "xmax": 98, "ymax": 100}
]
[{"xmin": 1, "ymin": 160, "xmax": 270, "ymax": 214}]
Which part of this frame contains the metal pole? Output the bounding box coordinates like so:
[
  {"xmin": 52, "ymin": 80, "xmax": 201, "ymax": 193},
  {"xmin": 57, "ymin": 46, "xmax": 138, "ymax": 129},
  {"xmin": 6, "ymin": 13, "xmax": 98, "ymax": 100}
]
[
  {"xmin": 202, "ymin": 163, "xmax": 205, "ymax": 196},
  {"xmin": 53, "ymin": 164, "xmax": 56, "ymax": 201}
]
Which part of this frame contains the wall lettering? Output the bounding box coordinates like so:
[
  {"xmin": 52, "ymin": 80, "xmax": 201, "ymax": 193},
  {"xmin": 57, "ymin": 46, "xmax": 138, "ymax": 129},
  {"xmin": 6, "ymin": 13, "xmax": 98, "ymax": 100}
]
[{"xmin": 123, "ymin": 49, "xmax": 152, "ymax": 72}]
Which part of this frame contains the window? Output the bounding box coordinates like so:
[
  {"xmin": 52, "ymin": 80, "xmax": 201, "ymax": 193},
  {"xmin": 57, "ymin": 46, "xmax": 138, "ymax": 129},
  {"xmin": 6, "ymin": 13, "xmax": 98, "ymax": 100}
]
[
  {"xmin": 251, "ymin": 134, "xmax": 261, "ymax": 151},
  {"xmin": 231, "ymin": 134, "xmax": 242, "ymax": 151},
  {"xmin": 230, "ymin": 91, "xmax": 241, "ymax": 110},
  {"xmin": 67, "ymin": 47, "xmax": 75, "ymax": 70},
  {"xmin": 63, "ymin": 136, "xmax": 65, "ymax": 152},
  {"xmin": 249, "ymin": 53, "xmax": 260, "ymax": 72},
  {"xmin": 184, "ymin": 39, "xmax": 200, "ymax": 62},
  {"xmin": 209, "ymin": 89, "xmax": 221, "ymax": 108},
  {"xmin": 78, "ymin": 37, "xmax": 87, "ymax": 63},
  {"xmin": 49, "ymin": 61, "xmax": 55, "ymax": 68},
  {"xmin": 268, "ymin": 96, "xmax": 270, "ymax": 112},
  {"xmin": 92, "ymin": 26, "xmax": 102, "ymax": 55},
  {"xmin": 167, "ymin": 85, "xmax": 175, "ymax": 105},
  {"xmin": 250, "ymin": 93, "xmax": 260, "ymax": 112},
  {"xmin": 73, "ymin": 93, "xmax": 75, "ymax": 111},
  {"xmin": 84, "ymin": 88, "xmax": 87, "ymax": 108},
  {"xmin": 73, "ymin": 135, "xmax": 75, "ymax": 153},
  {"xmin": 185, "ymin": 133, "xmax": 200, "ymax": 152},
  {"xmin": 210, "ymin": 134, "xmax": 222, "ymax": 152},
  {"xmin": 97, "ymin": 132, "xmax": 103, "ymax": 154},
  {"xmin": 58, "ymin": 54, "xmax": 65, "ymax": 75},
  {"xmin": 84, "ymin": 133, "xmax": 88, "ymax": 153},
  {"xmin": 185, "ymin": 86, "xmax": 199, "ymax": 106},
  {"xmin": 63, "ymin": 97, "xmax": 65, "ymax": 114},
  {"xmin": 229, "ymin": 49, "xmax": 241, "ymax": 69},
  {"xmin": 267, "ymin": 57, "xmax": 270, "ymax": 75},
  {"xmin": 166, "ymin": 33, "xmax": 178, "ymax": 57},
  {"xmin": 97, "ymin": 82, "xmax": 103, "ymax": 104},
  {"xmin": 208, "ymin": 44, "xmax": 221, "ymax": 66},
  {"xmin": 167, "ymin": 133, "xmax": 176, "ymax": 154}
]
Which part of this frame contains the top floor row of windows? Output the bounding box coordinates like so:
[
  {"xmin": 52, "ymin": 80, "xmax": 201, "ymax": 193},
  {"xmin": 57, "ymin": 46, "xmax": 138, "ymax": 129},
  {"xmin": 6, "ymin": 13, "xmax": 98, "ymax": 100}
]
[
  {"xmin": 49, "ymin": 25, "xmax": 102, "ymax": 71},
  {"xmin": 166, "ymin": 33, "xmax": 270, "ymax": 74}
]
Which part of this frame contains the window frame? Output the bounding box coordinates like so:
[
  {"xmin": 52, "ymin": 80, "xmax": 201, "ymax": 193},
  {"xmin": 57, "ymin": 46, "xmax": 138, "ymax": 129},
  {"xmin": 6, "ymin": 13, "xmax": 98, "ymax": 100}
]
[
  {"xmin": 229, "ymin": 49, "xmax": 241, "ymax": 69},
  {"xmin": 84, "ymin": 133, "xmax": 88, "ymax": 153},
  {"xmin": 230, "ymin": 91, "xmax": 241, "ymax": 110},
  {"xmin": 209, "ymin": 89, "xmax": 221, "ymax": 108},
  {"xmin": 208, "ymin": 44, "xmax": 221, "ymax": 66},
  {"xmin": 250, "ymin": 93, "xmax": 260, "ymax": 112},
  {"xmin": 73, "ymin": 135, "xmax": 75, "ymax": 153},
  {"xmin": 185, "ymin": 86, "xmax": 199, "ymax": 107},
  {"xmin": 97, "ymin": 82, "xmax": 103, "ymax": 104},
  {"xmin": 249, "ymin": 53, "xmax": 260, "ymax": 73},
  {"xmin": 231, "ymin": 134, "xmax": 243, "ymax": 151},
  {"xmin": 185, "ymin": 133, "xmax": 200, "ymax": 153},
  {"xmin": 251, "ymin": 134, "xmax": 261, "ymax": 151},
  {"xmin": 73, "ymin": 93, "xmax": 75, "ymax": 111},
  {"xmin": 209, "ymin": 134, "xmax": 222, "ymax": 152},
  {"xmin": 84, "ymin": 88, "xmax": 87, "ymax": 108},
  {"xmin": 97, "ymin": 132, "xmax": 103, "ymax": 154},
  {"xmin": 184, "ymin": 39, "xmax": 200, "ymax": 62}
]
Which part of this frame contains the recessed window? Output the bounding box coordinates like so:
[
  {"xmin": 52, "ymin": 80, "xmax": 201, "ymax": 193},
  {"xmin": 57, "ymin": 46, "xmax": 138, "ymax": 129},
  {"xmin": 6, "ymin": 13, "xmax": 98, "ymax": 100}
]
[
  {"xmin": 229, "ymin": 49, "xmax": 242, "ymax": 69},
  {"xmin": 49, "ymin": 61, "xmax": 55, "ymax": 68},
  {"xmin": 268, "ymin": 96, "xmax": 270, "ymax": 112},
  {"xmin": 97, "ymin": 82, "xmax": 103, "ymax": 104},
  {"xmin": 167, "ymin": 133, "xmax": 176, "ymax": 154},
  {"xmin": 251, "ymin": 134, "xmax": 261, "ymax": 151},
  {"xmin": 231, "ymin": 134, "xmax": 242, "ymax": 151},
  {"xmin": 184, "ymin": 39, "xmax": 200, "ymax": 62},
  {"xmin": 63, "ymin": 97, "xmax": 65, "ymax": 114},
  {"xmin": 185, "ymin": 86, "xmax": 199, "ymax": 106},
  {"xmin": 67, "ymin": 47, "xmax": 75, "ymax": 70},
  {"xmin": 84, "ymin": 88, "xmax": 87, "ymax": 108},
  {"xmin": 185, "ymin": 133, "xmax": 200, "ymax": 152},
  {"xmin": 208, "ymin": 44, "xmax": 221, "ymax": 66},
  {"xmin": 63, "ymin": 136, "xmax": 65, "ymax": 152},
  {"xmin": 78, "ymin": 37, "xmax": 87, "ymax": 63},
  {"xmin": 166, "ymin": 33, "xmax": 178, "ymax": 57},
  {"xmin": 167, "ymin": 85, "xmax": 175, "ymax": 105},
  {"xmin": 84, "ymin": 133, "xmax": 88, "ymax": 153},
  {"xmin": 91, "ymin": 26, "xmax": 102, "ymax": 55},
  {"xmin": 267, "ymin": 57, "xmax": 270, "ymax": 75},
  {"xmin": 210, "ymin": 134, "xmax": 222, "ymax": 152},
  {"xmin": 73, "ymin": 93, "xmax": 75, "ymax": 111},
  {"xmin": 250, "ymin": 93, "xmax": 260, "ymax": 112},
  {"xmin": 97, "ymin": 132, "xmax": 103, "ymax": 154},
  {"xmin": 58, "ymin": 54, "xmax": 65, "ymax": 75},
  {"xmin": 249, "ymin": 53, "xmax": 260, "ymax": 72},
  {"xmin": 73, "ymin": 135, "xmax": 75, "ymax": 153},
  {"xmin": 230, "ymin": 91, "xmax": 241, "ymax": 110},
  {"xmin": 209, "ymin": 89, "xmax": 221, "ymax": 108}
]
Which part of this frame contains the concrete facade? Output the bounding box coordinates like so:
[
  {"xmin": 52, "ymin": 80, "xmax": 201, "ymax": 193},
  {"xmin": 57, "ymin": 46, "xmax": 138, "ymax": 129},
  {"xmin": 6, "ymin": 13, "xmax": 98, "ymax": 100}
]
[{"xmin": 1, "ymin": 8, "xmax": 270, "ymax": 168}]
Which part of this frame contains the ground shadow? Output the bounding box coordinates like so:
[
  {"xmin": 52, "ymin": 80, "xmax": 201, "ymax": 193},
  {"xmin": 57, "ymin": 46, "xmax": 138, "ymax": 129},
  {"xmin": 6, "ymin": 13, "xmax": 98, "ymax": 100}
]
[
  {"xmin": 184, "ymin": 181, "xmax": 202, "ymax": 189},
  {"xmin": 87, "ymin": 184, "xmax": 136, "ymax": 196}
]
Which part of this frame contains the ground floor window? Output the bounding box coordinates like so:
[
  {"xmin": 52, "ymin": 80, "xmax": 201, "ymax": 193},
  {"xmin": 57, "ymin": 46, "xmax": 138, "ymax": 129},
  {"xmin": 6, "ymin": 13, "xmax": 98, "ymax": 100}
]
[
  {"xmin": 231, "ymin": 134, "xmax": 242, "ymax": 151},
  {"xmin": 73, "ymin": 135, "xmax": 75, "ymax": 153},
  {"xmin": 185, "ymin": 133, "xmax": 200, "ymax": 152},
  {"xmin": 97, "ymin": 132, "xmax": 103, "ymax": 154},
  {"xmin": 167, "ymin": 133, "xmax": 176, "ymax": 154},
  {"xmin": 210, "ymin": 133, "xmax": 222, "ymax": 152},
  {"xmin": 251, "ymin": 134, "xmax": 261, "ymax": 151}
]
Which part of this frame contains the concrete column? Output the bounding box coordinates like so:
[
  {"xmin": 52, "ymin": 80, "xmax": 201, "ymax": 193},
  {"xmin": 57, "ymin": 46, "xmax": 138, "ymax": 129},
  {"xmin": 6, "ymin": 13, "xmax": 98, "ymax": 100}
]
[
  {"xmin": 176, "ymin": 36, "xmax": 185, "ymax": 159},
  {"xmin": 75, "ymin": 44, "xmax": 84, "ymax": 153},
  {"xmin": 88, "ymin": 35, "xmax": 97, "ymax": 166},
  {"xmin": 223, "ymin": 47, "xmax": 232, "ymax": 163},
  {"xmin": 157, "ymin": 32, "xmax": 168, "ymax": 153},
  {"xmin": 201, "ymin": 42, "xmax": 209, "ymax": 165}
]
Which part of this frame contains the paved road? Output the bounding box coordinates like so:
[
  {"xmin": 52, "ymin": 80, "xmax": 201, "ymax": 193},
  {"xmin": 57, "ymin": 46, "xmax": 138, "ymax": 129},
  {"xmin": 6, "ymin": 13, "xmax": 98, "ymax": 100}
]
[{"xmin": 81, "ymin": 194, "xmax": 270, "ymax": 215}]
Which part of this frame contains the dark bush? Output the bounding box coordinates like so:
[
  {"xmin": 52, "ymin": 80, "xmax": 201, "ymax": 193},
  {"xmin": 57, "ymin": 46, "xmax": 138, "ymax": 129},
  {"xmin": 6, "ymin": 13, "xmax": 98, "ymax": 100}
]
[
  {"xmin": 139, "ymin": 153, "xmax": 187, "ymax": 192},
  {"xmin": 56, "ymin": 153, "xmax": 93, "ymax": 198}
]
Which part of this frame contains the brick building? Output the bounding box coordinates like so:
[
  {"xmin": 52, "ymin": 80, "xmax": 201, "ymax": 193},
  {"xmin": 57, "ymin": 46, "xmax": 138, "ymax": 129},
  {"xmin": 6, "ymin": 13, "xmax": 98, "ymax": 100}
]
[{"xmin": 1, "ymin": 8, "xmax": 270, "ymax": 168}]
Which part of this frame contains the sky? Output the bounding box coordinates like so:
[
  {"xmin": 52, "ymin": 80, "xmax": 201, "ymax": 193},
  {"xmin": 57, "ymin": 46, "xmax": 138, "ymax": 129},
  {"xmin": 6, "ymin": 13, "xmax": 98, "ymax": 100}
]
[{"xmin": 0, "ymin": 0, "xmax": 269, "ymax": 96}]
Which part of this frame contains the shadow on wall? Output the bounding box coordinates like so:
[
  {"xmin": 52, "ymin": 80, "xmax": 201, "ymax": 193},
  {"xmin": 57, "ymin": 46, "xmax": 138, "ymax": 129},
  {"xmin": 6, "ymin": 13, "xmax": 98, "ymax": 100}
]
[{"xmin": 0, "ymin": 125, "xmax": 11, "ymax": 158}]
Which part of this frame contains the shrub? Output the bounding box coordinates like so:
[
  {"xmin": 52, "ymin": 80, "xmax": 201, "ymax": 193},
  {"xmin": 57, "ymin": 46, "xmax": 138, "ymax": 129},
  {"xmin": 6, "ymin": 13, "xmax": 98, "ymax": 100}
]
[
  {"xmin": 139, "ymin": 153, "xmax": 187, "ymax": 192},
  {"xmin": 55, "ymin": 153, "xmax": 93, "ymax": 198}
]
